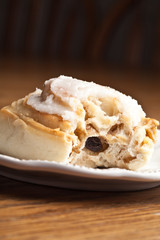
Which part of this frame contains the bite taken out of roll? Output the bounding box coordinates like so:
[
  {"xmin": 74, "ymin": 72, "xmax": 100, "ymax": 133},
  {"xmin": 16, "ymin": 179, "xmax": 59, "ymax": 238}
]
[{"xmin": 0, "ymin": 75, "xmax": 159, "ymax": 170}]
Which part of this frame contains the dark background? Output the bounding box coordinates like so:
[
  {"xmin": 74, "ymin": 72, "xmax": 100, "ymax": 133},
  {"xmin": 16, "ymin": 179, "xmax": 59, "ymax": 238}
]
[{"xmin": 0, "ymin": 0, "xmax": 160, "ymax": 70}]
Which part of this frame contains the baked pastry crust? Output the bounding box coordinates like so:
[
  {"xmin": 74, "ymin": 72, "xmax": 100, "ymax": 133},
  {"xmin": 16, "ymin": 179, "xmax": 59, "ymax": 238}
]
[
  {"xmin": 0, "ymin": 76, "xmax": 159, "ymax": 170},
  {"xmin": 0, "ymin": 103, "xmax": 72, "ymax": 162}
]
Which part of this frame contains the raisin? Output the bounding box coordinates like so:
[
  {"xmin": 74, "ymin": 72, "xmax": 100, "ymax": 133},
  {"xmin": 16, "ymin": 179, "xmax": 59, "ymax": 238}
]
[{"xmin": 85, "ymin": 137, "xmax": 103, "ymax": 152}]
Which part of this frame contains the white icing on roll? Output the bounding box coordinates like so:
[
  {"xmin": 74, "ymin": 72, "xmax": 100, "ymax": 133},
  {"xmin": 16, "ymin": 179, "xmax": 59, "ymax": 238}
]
[{"xmin": 27, "ymin": 75, "xmax": 145, "ymax": 127}]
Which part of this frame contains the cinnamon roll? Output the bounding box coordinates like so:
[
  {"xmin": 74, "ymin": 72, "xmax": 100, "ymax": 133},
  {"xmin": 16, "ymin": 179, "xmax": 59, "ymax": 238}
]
[{"xmin": 0, "ymin": 75, "xmax": 159, "ymax": 170}]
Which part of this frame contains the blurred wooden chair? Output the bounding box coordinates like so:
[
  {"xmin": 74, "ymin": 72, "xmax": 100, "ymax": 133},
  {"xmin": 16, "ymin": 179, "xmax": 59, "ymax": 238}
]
[{"xmin": 0, "ymin": 0, "xmax": 159, "ymax": 69}]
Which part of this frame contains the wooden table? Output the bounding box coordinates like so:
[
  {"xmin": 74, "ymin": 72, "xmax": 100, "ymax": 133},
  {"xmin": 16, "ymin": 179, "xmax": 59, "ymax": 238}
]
[{"xmin": 0, "ymin": 59, "xmax": 160, "ymax": 240}]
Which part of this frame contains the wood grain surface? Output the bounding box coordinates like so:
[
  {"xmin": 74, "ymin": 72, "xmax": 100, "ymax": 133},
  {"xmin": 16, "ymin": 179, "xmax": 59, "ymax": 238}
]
[{"xmin": 0, "ymin": 59, "xmax": 160, "ymax": 240}]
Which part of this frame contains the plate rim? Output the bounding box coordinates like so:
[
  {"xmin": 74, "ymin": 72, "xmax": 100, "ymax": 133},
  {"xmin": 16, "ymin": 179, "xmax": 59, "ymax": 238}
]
[{"xmin": 0, "ymin": 153, "xmax": 160, "ymax": 182}]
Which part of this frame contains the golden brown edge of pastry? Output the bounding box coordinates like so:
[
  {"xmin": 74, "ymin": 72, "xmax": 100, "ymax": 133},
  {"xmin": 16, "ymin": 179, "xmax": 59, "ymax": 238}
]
[{"xmin": 0, "ymin": 106, "xmax": 73, "ymax": 162}]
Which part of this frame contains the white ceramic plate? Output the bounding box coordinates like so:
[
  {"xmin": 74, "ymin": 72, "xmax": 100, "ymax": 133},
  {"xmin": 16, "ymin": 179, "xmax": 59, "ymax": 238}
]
[{"xmin": 0, "ymin": 131, "xmax": 160, "ymax": 191}]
